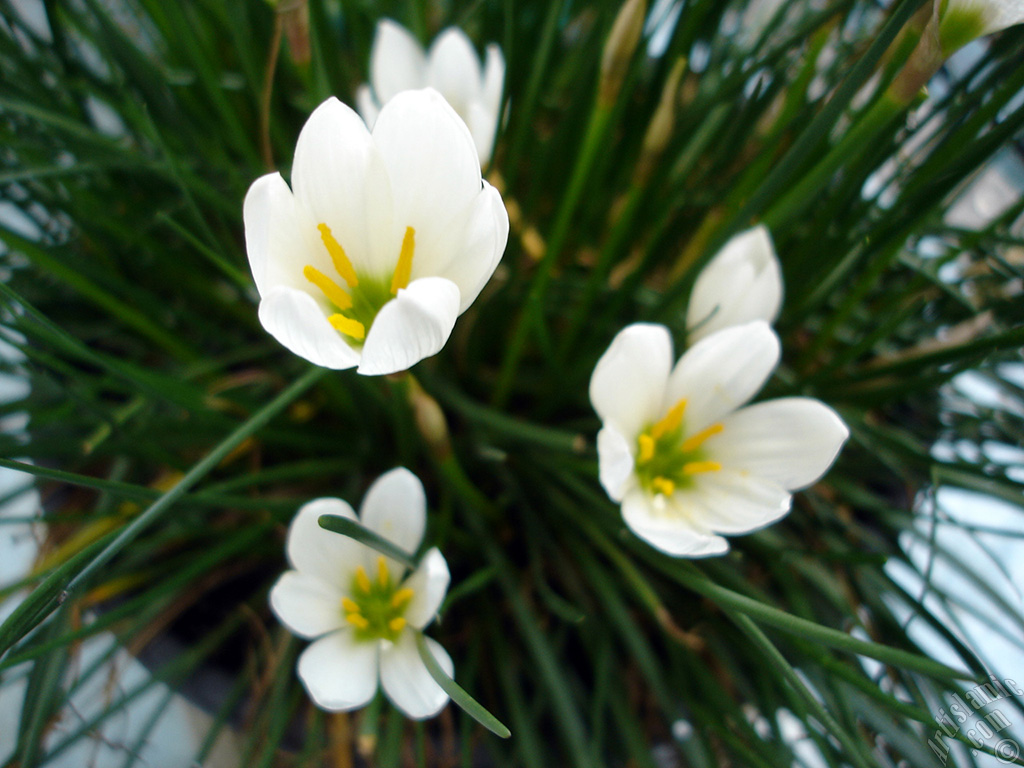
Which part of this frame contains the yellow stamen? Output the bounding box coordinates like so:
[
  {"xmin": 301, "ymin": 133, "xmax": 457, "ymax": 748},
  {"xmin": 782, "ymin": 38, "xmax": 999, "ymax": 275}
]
[
  {"xmin": 388, "ymin": 617, "xmax": 407, "ymax": 633},
  {"xmin": 329, "ymin": 313, "xmax": 366, "ymax": 340},
  {"xmin": 346, "ymin": 613, "xmax": 369, "ymax": 630},
  {"xmin": 355, "ymin": 566, "xmax": 371, "ymax": 593},
  {"xmin": 390, "ymin": 226, "xmax": 416, "ymax": 295},
  {"xmin": 317, "ymin": 223, "xmax": 359, "ymax": 288},
  {"xmin": 341, "ymin": 597, "xmax": 361, "ymax": 614},
  {"xmin": 652, "ymin": 476, "xmax": 676, "ymax": 496},
  {"xmin": 650, "ymin": 398, "xmax": 687, "ymax": 440},
  {"xmin": 637, "ymin": 434, "xmax": 655, "ymax": 463},
  {"xmin": 680, "ymin": 423, "xmax": 724, "ymax": 453},
  {"xmin": 377, "ymin": 555, "xmax": 389, "ymax": 587},
  {"xmin": 303, "ymin": 265, "xmax": 353, "ymax": 310},
  {"xmin": 682, "ymin": 461, "xmax": 722, "ymax": 475},
  {"xmin": 391, "ymin": 588, "xmax": 415, "ymax": 608}
]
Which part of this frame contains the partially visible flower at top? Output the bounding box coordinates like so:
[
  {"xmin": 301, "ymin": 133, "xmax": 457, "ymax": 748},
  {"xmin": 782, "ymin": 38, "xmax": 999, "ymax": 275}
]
[
  {"xmin": 269, "ymin": 468, "xmax": 453, "ymax": 718},
  {"xmin": 590, "ymin": 321, "xmax": 848, "ymax": 557},
  {"xmin": 244, "ymin": 90, "xmax": 509, "ymax": 376},
  {"xmin": 686, "ymin": 225, "xmax": 783, "ymax": 343},
  {"xmin": 356, "ymin": 19, "xmax": 505, "ymax": 166},
  {"xmin": 935, "ymin": 0, "xmax": 1024, "ymax": 54}
]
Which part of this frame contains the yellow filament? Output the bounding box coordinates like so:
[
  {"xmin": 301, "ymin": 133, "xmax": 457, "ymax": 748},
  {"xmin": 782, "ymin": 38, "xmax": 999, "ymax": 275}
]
[
  {"xmin": 355, "ymin": 566, "xmax": 371, "ymax": 593},
  {"xmin": 341, "ymin": 597, "xmax": 361, "ymax": 614},
  {"xmin": 682, "ymin": 461, "xmax": 722, "ymax": 476},
  {"xmin": 637, "ymin": 434, "xmax": 655, "ymax": 463},
  {"xmin": 680, "ymin": 423, "xmax": 724, "ymax": 453},
  {"xmin": 391, "ymin": 588, "xmax": 415, "ymax": 608},
  {"xmin": 329, "ymin": 313, "xmax": 366, "ymax": 341},
  {"xmin": 390, "ymin": 226, "xmax": 416, "ymax": 295},
  {"xmin": 650, "ymin": 398, "xmax": 687, "ymax": 440},
  {"xmin": 388, "ymin": 617, "xmax": 407, "ymax": 633},
  {"xmin": 303, "ymin": 265, "xmax": 353, "ymax": 310},
  {"xmin": 377, "ymin": 556, "xmax": 389, "ymax": 587},
  {"xmin": 346, "ymin": 613, "xmax": 369, "ymax": 630},
  {"xmin": 317, "ymin": 223, "xmax": 359, "ymax": 288},
  {"xmin": 652, "ymin": 476, "xmax": 676, "ymax": 496}
]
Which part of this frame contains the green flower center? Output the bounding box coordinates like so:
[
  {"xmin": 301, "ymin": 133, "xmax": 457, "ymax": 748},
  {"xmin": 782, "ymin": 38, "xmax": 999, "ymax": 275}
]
[
  {"xmin": 342, "ymin": 556, "xmax": 415, "ymax": 643},
  {"xmin": 303, "ymin": 223, "xmax": 416, "ymax": 344},
  {"xmin": 634, "ymin": 398, "xmax": 723, "ymax": 497}
]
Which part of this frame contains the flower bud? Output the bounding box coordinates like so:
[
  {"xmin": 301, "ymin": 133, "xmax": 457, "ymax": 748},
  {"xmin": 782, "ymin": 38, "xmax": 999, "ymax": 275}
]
[
  {"xmin": 686, "ymin": 225, "xmax": 783, "ymax": 342},
  {"xmin": 599, "ymin": 0, "xmax": 648, "ymax": 108}
]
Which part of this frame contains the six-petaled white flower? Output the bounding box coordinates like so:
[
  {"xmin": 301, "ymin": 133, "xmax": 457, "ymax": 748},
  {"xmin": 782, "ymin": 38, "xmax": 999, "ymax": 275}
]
[
  {"xmin": 590, "ymin": 321, "xmax": 849, "ymax": 557},
  {"xmin": 686, "ymin": 225, "xmax": 783, "ymax": 343},
  {"xmin": 356, "ymin": 19, "xmax": 505, "ymax": 166},
  {"xmin": 244, "ymin": 89, "xmax": 509, "ymax": 376},
  {"xmin": 269, "ymin": 468, "xmax": 453, "ymax": 718}
]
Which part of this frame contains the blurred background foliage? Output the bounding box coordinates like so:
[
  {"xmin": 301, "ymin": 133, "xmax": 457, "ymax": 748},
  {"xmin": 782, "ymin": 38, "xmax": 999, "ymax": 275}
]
[{"xmin": 1, "ymin": 0, "xmax": 1023, "ymax": 765}]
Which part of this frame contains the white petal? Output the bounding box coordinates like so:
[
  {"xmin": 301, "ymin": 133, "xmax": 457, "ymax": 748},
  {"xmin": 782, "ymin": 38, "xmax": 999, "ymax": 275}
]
[
  {"xmin": 291, "ymin": 97, "xmax": 395, "ymax": 277},
  {"xmin": 589, "ymin": 323, "xmax": 673, "ymax": 438},
  {"xmin": 426, "ymin": 28, "xmax": 483, "ymax": 116},
  {"xmin": 297, "ymin": 631, "xmax": 379, "ymax": 711},
  {"xmin": 286, "ymin": 497, "xmax": 364, "ymax": 586},
  {"xmin": 686, "ymin": 225, "xmax": 783, "ymax": 342},
  {"xmin": 481, "ymin": 44, "xmax": 505, "ymax": 122},
  {"xmin": 687, "ymin": 471, "xmax": 792, "ymax": 535},
  {"xmin": 359, "ymin": 467, "xmax": 426, "ymax": 564},
  {"xmin": 596, "ymin": 426, "xmax": 636, "ymax": 502},
  {"xmin": 429, "ymin": 181, "xmax": 508, "ymax": 312},
  {"xmin": 466, "ymin": 101, "xmax": 498, "ymax": 167},
  {"xmin": 371, "ymin": 19, "xmax": 428, "ymax": 104},
  {"xmin": 357, "ymin": 277, "xmax": 460, "ymax": 375},
  {"xmin": 356, "ymin": 83, "xmax": 381, "ymax": 129},
  {"xmin": 714, "ymin": 398, "xmax": 849, "ymax": 490},
  {"xmin": 269, "ymin": 570, "xmax": 345, "ymax": 639},
  {"xmin": 402, "ymin": 548, "xmax": 450, "ymax": 630},
  {"xmin": 243, "ymin": 172, "xmax": 323, "ymax": 297},
  {"xmin": 666, "ymin": 321, "xmax": 779, "ymax": 433},
  {"xmin": 380, "ymin": 632, "xmax": 452, "ymax": 719},
  {"xmin": 372, "ymin": 89, "xmax": 482, "ymax": 270},
  {"xmin": 257, "ymin": 286, "xmax": 361, "ymax": 370},
  {"xmin": 621, "ymin": 488, "xmax": 729, "ymax": 557}
]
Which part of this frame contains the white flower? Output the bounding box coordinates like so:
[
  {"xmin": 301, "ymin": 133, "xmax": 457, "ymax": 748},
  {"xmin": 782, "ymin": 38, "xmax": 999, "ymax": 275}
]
[
  {"xmin": 937, "ymin": 0, "xmax": 1024, "ymax": 50},
  {"xmin": 589, "ymin": 321, "xmax": 849, "ymax": 557},
  {"xmin": 244, "ymin": 90, "xmax": 509, "ymax": 376},
  {"xmin": 356, "ymin": 19, "xmax": 505, "ymax": 166},
  {"xmin": 686, "ymin": 225, "xmax": 783, "ymax": 343},
  {"xmin": 269, "ymin": 468, "xmax": 453, "ymax": 717}
]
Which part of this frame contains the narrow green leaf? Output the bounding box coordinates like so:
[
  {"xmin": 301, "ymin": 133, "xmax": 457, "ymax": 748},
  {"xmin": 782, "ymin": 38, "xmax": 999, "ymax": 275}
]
[
  {"xmin": 316, "ymin": 514, "xmax": 417, "ymax": 571},
  {"xmin": 413, "ymin": 631, "xmax": 511, "ymax": 739}
]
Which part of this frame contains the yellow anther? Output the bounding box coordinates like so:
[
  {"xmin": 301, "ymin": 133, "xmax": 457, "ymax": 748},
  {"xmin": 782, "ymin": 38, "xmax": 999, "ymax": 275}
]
[
  {"xmin": 377, "ymin": 555, "xmax": 389, "ymax": 587},
  {"xmin": 328, "ymin": 313, "xmax": 366, "ymax": 341},
  {"xmin": 303, "ymin": 265, "xmax": 353, "ymax": 311},
  {"xmin": 680, "ymin": 423, "xmax": 724, "ymax": 453},
  {"xmin": 317, "ymin": 223, "xmax": 359, "ymax": 288},
  {"xmin": 652, "ymin": 476, "xmax": 676, "ymax": 496},
  {"xmin": 390, "ymin": 226, "xmax": 416, "ymax": 295},
  {"xmin": 650, "ymin": 398, "xmax": 687, "ymax": 440},
  {"xmin": 637, "ymin": 434, "xmax": 655, "ymax": 463},
  {"xmin": 388, "ymin": 617, "xmax": 407, "ymax": 633},
  {"xmin": 391, "ymin": 588, "xmax": 415, "ymax": 608},
  {"xmin": 346, "ymin": 612, "xmax": 369, "ymax": 630},
  {"xmin": 341, "ymin": 597, "xmax": 361, "ymax": 614},
  {"xmin": 682, "ymin": 460, "xmax": 722, "ymax": 475},
  {"xmin": 355, "ymin": 566, "xmax": 371, "ymax": 593}
]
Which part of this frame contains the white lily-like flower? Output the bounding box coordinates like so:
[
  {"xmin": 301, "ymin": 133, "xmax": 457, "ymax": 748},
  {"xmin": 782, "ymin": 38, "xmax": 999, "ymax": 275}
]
[
  {"xmin": 356, "ymin": 19, "xmax": 505, "ymax": 166},
  {"xmin": 244, "ymin": 90, "xmax": 508, "ymax": 376},
  {"xmin": 936, "ymin": 0, "xmax": 1024, "ymax": 52},
  {"xmin": 269, "ymin": 468, "xmax": 453, "ymax": 717},
  {"xmin": 686, "ymin": 225, "xmax": 783, "ymax": 343},
  {"xmin": 590, "ymin": 321, "xmax": 849, "ymax": 557}
]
